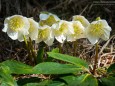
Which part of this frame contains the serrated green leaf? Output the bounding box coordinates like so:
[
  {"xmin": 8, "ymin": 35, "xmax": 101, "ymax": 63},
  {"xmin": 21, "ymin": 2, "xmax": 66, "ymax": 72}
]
[
  {"xmin": 101, "ymin": 76, "xmax": 115, "ymax": 86},
  {"xmin": 2, "ymin": 60, "xmax": 33, "ymax": 74},
  {"xmin": 61, "ymin": 74, "xmax": 98, "ymax": 86},
  {"xmin": 47, "ymin": 52, "xmax": 88, "ymax": 69},
  {"xmin": 33, "ymin": 62, "xmax": 82, "ymax": 74}
]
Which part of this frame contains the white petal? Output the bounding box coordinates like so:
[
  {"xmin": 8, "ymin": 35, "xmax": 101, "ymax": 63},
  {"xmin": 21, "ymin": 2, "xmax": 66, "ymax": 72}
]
[
  {"xmin": 55, "ymin": 35, "xmax": 66, "ymax": 43},
  {"xmin": 2, "ymin": 24, "xmax": 8, "ymax": 32},
  {"xmin": 39, "ymin": 13, "xmax": 49, "ymax": 20},
  {"xmin": 7, "ymin": 28, "xmax": 18, "ymax": 40},
  {"xmin": 87, "ymin": 34, "xmax": 99, "ymax": 44},
  {"xmin": 67, "ymin": 22, "xmax": 74, "ymax": 34},
  {"xmin": 2, "ymin": 18, "xmax": 10, "ymax": 32},
  {"xmin": 101, "ymin": 30, "xmax": 110, "ymax": 40},
  {"xmin": 53, "ymin": 15, "xmax": 60, "ymax": 21},
  {"xmin": 17, "ymin": 32, "xmax": 24, "ymax": 42},
  {"xmin": 44, "ymin": 37, "xmax": 54, "ymax": 46},
  {"xmin": 28, "ymin": 18, "xmax": 39, "ymax": 40},
  {"xmin": 67, "ymin": 35, "xmax": 76, "ymax": 42}
]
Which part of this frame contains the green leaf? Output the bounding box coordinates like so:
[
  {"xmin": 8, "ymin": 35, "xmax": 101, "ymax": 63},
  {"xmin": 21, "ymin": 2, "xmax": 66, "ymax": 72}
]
[
  {"xmin": 101, "ymin": 76, "xmax": 115, "ymax": 86},
  {"xmin": 47, "ymin": 52, "xmax": 88, "ymax": 69},
  {"xmin": 23, "ymin": 80, "xmax": 52, "ymax": 86},
  {"xmin": 2, "ymin": 60, "xmax": 33, "ymax": 74},
  {"xmin": 37, "ymin": 47, "xmax": 44, "ymax": 63},
  {"xmin": 61, "ymin": 74, "xmax": 98, "ymax": 86},
  {"xmin": 33, "ymin": 62, "xmax": 82, "ymax": 74},
  {"xmin": 107, "ymin": 63, "xmax": 115, "ymax": 74},
  {"xmin": 51, "ymin": 48, "xmax": 59, "ymax": 53},
  {"xmin": 17, "ymin": 77, "xmax": 41, "ymax": 86},
  {"xmin": 0, "ymin": 64, "xmax": 17, "ymax": 86},
  {"xmin": 48, "ymin": 81, "xmax": 66, "ymax": 86}
]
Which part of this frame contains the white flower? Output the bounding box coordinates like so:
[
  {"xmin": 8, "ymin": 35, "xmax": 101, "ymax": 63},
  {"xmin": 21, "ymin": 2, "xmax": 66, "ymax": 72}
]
[
  {"xmin": 67, "ymin": 21, "xmax": 85, "ymax": 42},
  {"xmin": 52, "ymin": 20, "xmax": 74, "ymax": 43},
  {"xmin": 72, "ymin": 15, "xmax": 90, "ymax": 27},
  {"xmin": 36, "ymin": 25, "xmax": 54, "ymax": 46},
  {"xmin": 2, "ymin": 15, "xmax": 30, "ymax": 41},
  {"xmin": 39, "ymin": 12, "xmax": 60, "ymax": 26},
  {"xmin": 27, "ymin": 18, "xmax": 39, "ymax": 40},
  {"xmin": 86, "ymin": 20, "xmax": 111, "ymax": 44}
]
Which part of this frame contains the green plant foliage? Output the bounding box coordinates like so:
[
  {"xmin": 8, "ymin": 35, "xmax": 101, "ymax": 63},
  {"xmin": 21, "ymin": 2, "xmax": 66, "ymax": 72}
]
[
  {"xmin": 61, "ymin": 74, "xmax": 98, "ymax": 86},
  {"xmin": 33, "ymin": 62, "xmax": 82, "ymax": 74},
  {"xmin": 47, "ymin": 52, "xmax": 89, "ymax": 69},
  {"xmin": 17, "ymin": 77, "xmax": 41, "ymax": 86},
  {"xmin": 51, "ymin": 48, "xmax": 59, "ymax": 53},
  {"xmin": 1, "ymin": 60, "xmax": 33, "ymax": 74},
  {"xmin": 0, "ymin": 64, "xmax": 17, "ymax": 86},
  {"xmin": 100, "ymin": 76, "xmax": 115, "ymax": 86},
  {"xmin": 107, "ymin": 63, "xmax": 115, "ymax": 75},
  {"xmin": 37, "ymin": 47, "xmax": 44, "ymax": 63},
  {"xmin": 23, "ymin": 80, "xmax": 66, "ymax": 86}
]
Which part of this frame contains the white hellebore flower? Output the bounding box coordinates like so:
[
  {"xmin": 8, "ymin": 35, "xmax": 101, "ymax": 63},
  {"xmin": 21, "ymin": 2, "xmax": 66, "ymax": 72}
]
[
  {"xmin": 39, "ymin": 12, "xmax": 60, "ymax": 26},
  {"xmin": 36, "ymin": 25, "xmax": 54, "ymax": 46},
  {"xmin": 52, "ymin": 20, "xmax": 74, "ymax": 43},
  {"xmin": 86, "ymin": 19, "xmax": 111, "ymax": 44},
  {"xmin": 72, "ymin": 15, "xmax": 90, "ymax": 27},
  {"xmin": 67, "ymin": 21, "xmax": 85, "ymax": 42},
  {"xmin": 2, "ymin": 15, "xmax": 30, "ymax": 41},
  {"xmin": 27, "ymin": 18, "xmax": 39, "ymax": 40}
]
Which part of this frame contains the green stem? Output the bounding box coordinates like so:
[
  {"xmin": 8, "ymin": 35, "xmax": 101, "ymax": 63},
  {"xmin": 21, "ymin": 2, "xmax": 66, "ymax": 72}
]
[
  {"xmin": 93, "ymin": 43, "xmax": 98, "ymax": 75},
  {"xmin": 23, "ymin": 36, "xmax": 32, "ymax": 61},
  {"xmin": 28, "ymin": 37, "xmax": 37, "ymax": 64}
]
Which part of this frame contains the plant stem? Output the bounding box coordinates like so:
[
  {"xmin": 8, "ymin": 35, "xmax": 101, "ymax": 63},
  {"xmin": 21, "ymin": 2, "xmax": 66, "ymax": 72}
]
[
  {"xmin": 23, "ymin": 36, "xmax": 32, "ymax": 61},
  {"xmin": 93, "ymin": 43, "xmax": 98, "ymax": 75},
  {"xmin": 59, "ymin": 43, "xmax": 63, "ymax": 53},
  {"xmin": 73, "ymin": 40, "xmax": 77, "ymax": 56}
]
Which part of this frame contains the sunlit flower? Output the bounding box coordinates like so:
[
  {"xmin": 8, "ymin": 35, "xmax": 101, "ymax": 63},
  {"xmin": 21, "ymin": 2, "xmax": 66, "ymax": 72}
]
[
  {"xmin": 52, "ymin": 20, "xmax": 74, "ymax": 43},
  {"xmin": 36, "ymin": 25, "xmax": 54, "ymax": 46},
  {"xmin": 67, "ymin": 21, "xmax": 85, "ymax": 42},
  {"xmin": 72, "ymin": 15, "xmax": 90, "ymax": 27},
  {"xmin": 86, "ymin": 19, "xmax": 111, "ymax": 44},
  {"xmin": 2, "ymin": 15, "xmax": 30, "ymax": 41},
  {"xmin": 39, "ymin": 12, "xmax": 60, "ymax": 26},
  {"xmin": 27, "ymin": 18, "xmax": 39, "ymax": 40}
]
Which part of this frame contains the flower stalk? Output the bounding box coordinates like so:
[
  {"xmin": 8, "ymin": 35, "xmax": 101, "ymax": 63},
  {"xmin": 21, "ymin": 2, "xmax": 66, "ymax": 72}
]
[{"xmin": 93, "ymin": 43, "xmax": 98, "ymax": 75}]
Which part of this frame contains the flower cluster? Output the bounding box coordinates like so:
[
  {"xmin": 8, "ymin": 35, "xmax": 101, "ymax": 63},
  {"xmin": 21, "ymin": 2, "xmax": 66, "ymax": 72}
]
[{"xmin": 2, "ymin": 12, "xmax": 111, "ymax": 45}]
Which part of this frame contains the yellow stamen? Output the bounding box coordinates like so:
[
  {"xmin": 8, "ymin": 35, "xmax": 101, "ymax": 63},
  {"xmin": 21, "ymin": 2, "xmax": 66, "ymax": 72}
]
[
  {"xmin": 9, "ymin": 16, "xmax": 24, "ymax": 31},
  {"xmin": 90, "ymin": 22, "xmax": 104, "ymax": 37},
  {"xmin": 55, "ymin": 22, "xmax": 68, "ymax": 35},
  {"xmin": 73, "ymin": 23, "xmax": 83, "ymax": 36},
  {"xmin": 39, "ymin": 15, "xmax": 57, "ymax": 26},
  {"xmin": 38, "ymin": 28, "xmax": 50, "ymax": 40}
]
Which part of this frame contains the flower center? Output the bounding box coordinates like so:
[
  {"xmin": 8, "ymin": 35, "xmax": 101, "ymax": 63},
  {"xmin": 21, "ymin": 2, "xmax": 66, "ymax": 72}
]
[
  {"xmin": 73, "ymin": 23, "xmax": 84, "ymax": 36},
  {"xmin": 55, "ymin": 22, "xmax": 68, "ymax": 35},
  {"xmin": 8, "ymin": 16, "xmax": 24, "ymax": 31},
  {"xmin": 38, "ymin": 28, "xmax": 50, "ymax": 40},
  {"xmin": 39, "ymin": 15, "xmax": 57, "ymax": 26},
  {"xmin": 90, "ymin": 22, "xmax": 104, "ymax": 37}
]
